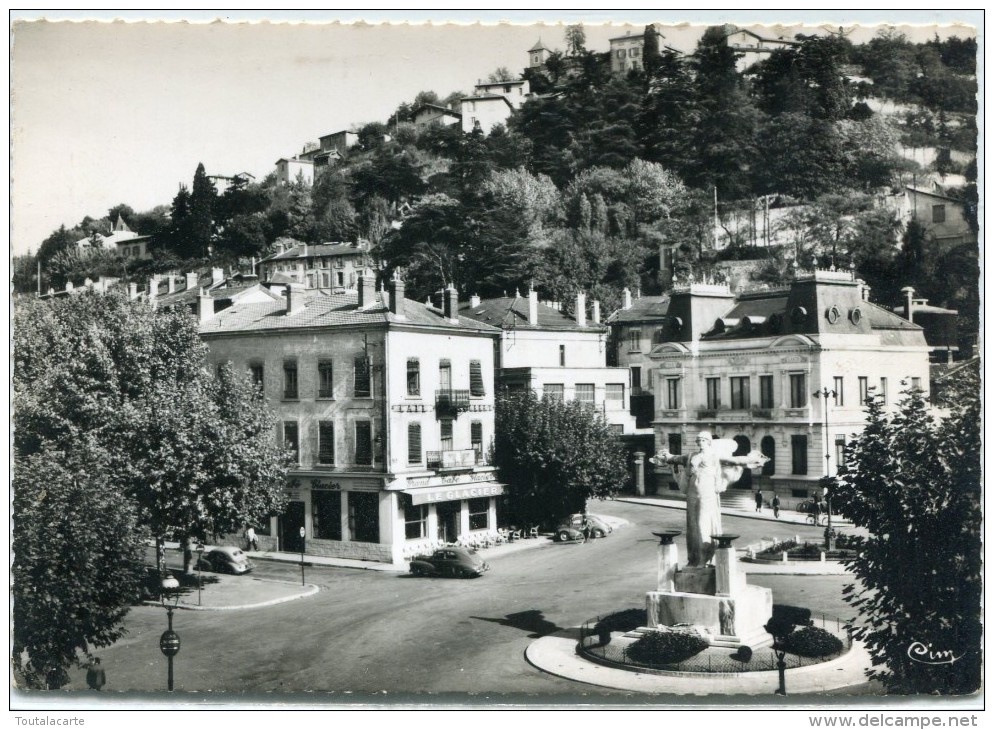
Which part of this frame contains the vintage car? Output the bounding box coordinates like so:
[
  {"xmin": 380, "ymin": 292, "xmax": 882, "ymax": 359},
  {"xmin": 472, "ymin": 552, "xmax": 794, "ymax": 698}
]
[
  {"xmin": 409, "ymin": 546, "xmax": 490, "ymax": 578},
  {"xmin": 195, "ymin": 546, "xmax": 254, "ymax": 575},
  {"xmin": 553, "ymin": 514, "xmax": 613, "ymax": 542}
]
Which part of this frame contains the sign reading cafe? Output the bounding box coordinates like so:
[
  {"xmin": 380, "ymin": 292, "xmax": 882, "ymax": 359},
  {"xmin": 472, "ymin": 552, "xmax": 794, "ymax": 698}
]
[{"xmin": 404, "ymin": 472, "xmax": 503, "ymax": 505}]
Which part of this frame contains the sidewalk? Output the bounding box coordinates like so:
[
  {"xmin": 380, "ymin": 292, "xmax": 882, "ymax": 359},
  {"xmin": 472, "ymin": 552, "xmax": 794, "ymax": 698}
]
[{"xmin": 617, "ymin": 494, "xmax": 851, "ymax": 528}]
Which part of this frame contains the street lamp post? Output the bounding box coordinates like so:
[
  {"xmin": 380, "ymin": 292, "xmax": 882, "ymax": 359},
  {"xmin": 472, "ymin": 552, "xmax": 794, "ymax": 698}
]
[
  {"xmin": 159, "ymin": 574, "xmax": 181, "ymax": 691},
  {"xmin": 812, "ymin": 387, "xmax": 836, "ymax": 551},
  {"xmin": 195, "ymin": 543, "xmax": 205, "ymax": 607}
]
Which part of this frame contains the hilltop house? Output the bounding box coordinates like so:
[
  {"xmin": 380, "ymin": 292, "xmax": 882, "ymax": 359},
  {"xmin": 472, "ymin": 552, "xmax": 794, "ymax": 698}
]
[
  {"xmin": 257, "ymin": 240, "xmax": 377, "ymax": 291},
  {"xmin": 723, "ymin": 26, "xmax": 801, "ymax": 73},
  {"xmin": 460, "ymin": 78, "xmax": 530, "ymax": 134}
]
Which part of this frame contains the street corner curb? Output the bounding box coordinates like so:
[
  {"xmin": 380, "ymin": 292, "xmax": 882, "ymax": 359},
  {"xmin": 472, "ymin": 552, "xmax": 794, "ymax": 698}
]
[{"xmin": 175, "ymin": 581, "xmax": 321, "ymax": 611}]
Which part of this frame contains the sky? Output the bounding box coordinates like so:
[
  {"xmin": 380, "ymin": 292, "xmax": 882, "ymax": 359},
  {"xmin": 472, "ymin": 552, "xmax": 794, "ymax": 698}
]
[{"xmin": 9, "ymin": 10, "xmax": 981, "ymax": 257}]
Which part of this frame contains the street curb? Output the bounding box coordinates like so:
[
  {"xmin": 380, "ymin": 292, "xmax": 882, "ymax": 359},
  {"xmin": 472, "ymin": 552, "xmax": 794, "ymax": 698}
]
[
  {"xmin": 615, "ymin": 497, "xmax": 851, "ymax": 528},
  {"xmin": 177, "ymin": 582, "xmax": 321, "ymax": 611}
]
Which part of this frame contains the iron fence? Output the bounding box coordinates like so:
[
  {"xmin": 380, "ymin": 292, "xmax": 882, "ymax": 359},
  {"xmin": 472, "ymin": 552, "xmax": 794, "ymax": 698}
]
[{"xmin": 578, "ymin": 610, "xmax": 853, "ymax": 675}]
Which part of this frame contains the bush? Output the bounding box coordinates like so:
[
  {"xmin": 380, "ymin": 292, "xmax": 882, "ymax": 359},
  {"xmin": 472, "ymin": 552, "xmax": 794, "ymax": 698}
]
[
  {"xmin": 782, "ymin": 626, "xmax": 845, "ymax": 658},
  {"xmin": 625, "ymin": 630, "xmax": 708, "ymax": 665},
  {"xmin": 734, "ymin": 645, "xmax": 753, "ymax": 662}
]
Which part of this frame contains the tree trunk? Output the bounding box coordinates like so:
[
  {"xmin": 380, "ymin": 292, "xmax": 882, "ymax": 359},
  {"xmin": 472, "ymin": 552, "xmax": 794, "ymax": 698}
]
[{"xmin": 181, "ymin": 534, "xmax": 195, "ymax": 575}]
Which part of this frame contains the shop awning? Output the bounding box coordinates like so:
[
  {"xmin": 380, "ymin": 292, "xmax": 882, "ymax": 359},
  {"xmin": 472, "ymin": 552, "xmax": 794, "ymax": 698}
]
[{"xmin": 402, "ymin": 477, "xmax": 505, "ymax": 505}]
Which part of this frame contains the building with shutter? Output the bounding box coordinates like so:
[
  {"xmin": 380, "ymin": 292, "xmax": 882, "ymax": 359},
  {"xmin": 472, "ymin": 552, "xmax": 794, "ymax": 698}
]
[
  {"xmin": 257, "ymin": 240, "xmax": 377, "ymax": 291},
  {"xmin": 606, "ymin": 269, "xmax": 930, "ymax": 504},
  {"xmin": 200, "ymin": 274, "xmax": 502, "ymax": 565}
]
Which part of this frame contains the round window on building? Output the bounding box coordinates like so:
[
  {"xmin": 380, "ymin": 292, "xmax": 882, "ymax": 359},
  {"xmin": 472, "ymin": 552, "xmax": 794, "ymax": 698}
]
[
  {"xmin": 826, "ymin": 305, "xmax": 840, "ymax": 324},
  {"xmin": 849, "ymin": 307, "xmax": 862, "ymax": 325}
]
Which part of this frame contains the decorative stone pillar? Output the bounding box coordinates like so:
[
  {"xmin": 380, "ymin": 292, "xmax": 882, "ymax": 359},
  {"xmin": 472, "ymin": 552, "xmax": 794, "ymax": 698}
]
[
  {"xmin": 653, "ymin": 531, "xmax": 681, "ymax": 592},
  {"xmin": 712, "ymin": 534, "xmax": 740, "ymax": 597},
  {"xmin": 634, "ymin": 451, "xmax": 645, "ymax": 496}
]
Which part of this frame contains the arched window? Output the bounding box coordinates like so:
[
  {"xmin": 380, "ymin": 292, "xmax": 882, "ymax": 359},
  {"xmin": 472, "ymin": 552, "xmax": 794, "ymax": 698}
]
[{"xmin": 760, "ymin": 436, "xmax": 776, "ymax": 476}]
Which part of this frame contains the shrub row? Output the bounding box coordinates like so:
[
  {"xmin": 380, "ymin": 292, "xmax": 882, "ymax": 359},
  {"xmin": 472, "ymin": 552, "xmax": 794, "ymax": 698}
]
[{"xmin": 624, "ymin": 630, "xmax": 709, "ymax": 665}]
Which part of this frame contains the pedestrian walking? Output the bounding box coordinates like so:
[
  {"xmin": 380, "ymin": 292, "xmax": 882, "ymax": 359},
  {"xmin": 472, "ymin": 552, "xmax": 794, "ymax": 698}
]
[
  {"xmin": 86, "ymin": 658, "xmax": 106, "ymax": 691},
  {"xmin": 755, "ymin": 489, "xmax": 764, "ymax": 512},
  {"xmin": 771, "ymin": 494, "xmax": 780, "ymax": 519},
  {"xmin": 245, "ymin": 526, "xmax": 258, "ymax": 552}
]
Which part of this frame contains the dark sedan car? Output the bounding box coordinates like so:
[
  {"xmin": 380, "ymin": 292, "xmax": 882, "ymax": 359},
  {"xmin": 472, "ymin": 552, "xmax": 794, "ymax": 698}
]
[{"xmin": 409, "ymin": 546, "xmax": 490, "ymax": 578}]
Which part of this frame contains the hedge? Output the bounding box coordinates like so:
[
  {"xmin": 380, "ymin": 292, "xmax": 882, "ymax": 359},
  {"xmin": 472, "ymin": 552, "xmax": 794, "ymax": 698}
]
[
  {"xmin": 625, "ymin": 630, "xmax": 709, "ymax": 665},
  {"xmin": 782, "ymin": 626, "xmax": 845, "ymax": 657}
]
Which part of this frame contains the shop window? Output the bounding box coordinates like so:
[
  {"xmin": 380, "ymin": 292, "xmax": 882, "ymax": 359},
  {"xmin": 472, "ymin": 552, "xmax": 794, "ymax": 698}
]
[
  {"xmin": 407, "ymin": 358, "xmax": 420, "ymax": 396},
  {"xmin": 440, "ymin": 420, "xmax": 453, "ymax": 451},
  {"xmin": 666, "ymin": 378, "xmax": 680, "ymax": 409},
  {"xmin": 760, "ymin": 375, "xmax": 774, "ymax": 409},
  {"xmin": 312, "ymin": 490, "xmax": 342, "ymax": 540},
  {"xmin": 404, "ymin": 498, "xmax": 428, "ymax": 540},
  {"xmin": 283, "ymin": 421, "xmax": 299, "ymax": 463},
  {"xmin": 471, "ymin": 421, "xmax": 483, "ymax": 461},
  {"xmin": 318, "ymin": 360, "xmax": 334, "ymax": 398},
  {"xmin": 354, "ymin": 356, "xmax": 371, "ymax": 398},
  {"xmin": 544, "ymin": 383, "xmax": 564, "ymax": 402},
  {"xmin": 318, "ymin": 422, "xmax": 335, "ymax": 465},
  {"xmin": 706, "ymin": 378, "xmax": 721, "ymax": 410},
  {"xmin": 354, "ymin": 421, "xmax": 372, "ymax": 466},
  {"xmin": 730, "ymin": 376, "xmax": 750, "ymax": 409},
  {"xmin": 470, "ymin": 360, "xmax": 485, "ymax": 397},
  {"xmin": 407, "ymin": 422, "xmax": 422, "ymax": 465},
  {"xmin": 575, "ymin": 383, "xmax": 595, "ymax": 405},
  {"xmin": 791, "ymin": 435, "xmax": 808, "ymax": 475},
  {"xmin": 283, "ymin": 361, "xmax": 298, "ymax": 399},
  {"xmin": 605, "ymin": 383, "xmax": 624, "ymax": 405},
  {"xmin": 789, "ymin": 373, "xmax": 807, "ymax": 408},
  {"xmin": 468, "ymin": 497, "xmax": 489, "ymax": 531},
  {"xmin": 348, "ymin": 491, "xmax": 380, "ymax": 543}
]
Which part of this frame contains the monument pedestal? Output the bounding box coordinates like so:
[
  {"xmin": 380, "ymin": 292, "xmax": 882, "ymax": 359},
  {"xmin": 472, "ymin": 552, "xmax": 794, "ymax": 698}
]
[{"xmin": 644, "ymin": 534, "xmax": 773, "ymax": 650}]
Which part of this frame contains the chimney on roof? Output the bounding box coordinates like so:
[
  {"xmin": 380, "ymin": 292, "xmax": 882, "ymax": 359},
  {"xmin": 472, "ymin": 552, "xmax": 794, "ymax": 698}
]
[
  {"xmin": 128, "ymin": 282, "xmax": 138, "ymax": 300},
  {"xmin": 286, "ymin": 282, "xmax": 306, "ymax": 316},
  {"xmin": 857, "ymin": 279, "xmax": 871, "ymax": 302},
  {"xmin": 576, "ymin": 292, "xmax": 587, "ymax": 327},
  {"xmin": 592, "ymin": 300, "xmax": 601, "ymax": 324},
  {"xmin": 622, "ymin": 287, "xmax": 632, "ymax": 310},
  {"xmin": 185, "ymin": 272, "xmax": 198, "ymax": 291},
  {"xmin": 389, "ymin": 270, "xmax": 406, "ymax": 317},
  {"xmin": 901, "ymin": 286, "xmax": 915, "ymax": 322},
  {"xmin": 443, "ymin": 283, "xmax": 459, "ymax": 322},
  {"xmin": 470, "ymin": 294, "xmax": 481, "ymax": 308},
  {"xmin": 358, "ymin": 274, "xmax": 377, "ymax": 309},
  {"xmin": 528, "ymin": 283, "xmax": 539, "ymax": 326},
  {"xmin": 212, "ymin": 267, "xmax": 224, "ymax": 286},
  {"xmin": 198, "ymin": 288, "xmax": 214, "ymax": 323}
]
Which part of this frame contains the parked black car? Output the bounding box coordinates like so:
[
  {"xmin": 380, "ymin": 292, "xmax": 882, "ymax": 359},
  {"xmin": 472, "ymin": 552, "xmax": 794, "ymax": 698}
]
[{"xmin": 409, "ymin": 546, "xmax": 489, "ymax": 578}]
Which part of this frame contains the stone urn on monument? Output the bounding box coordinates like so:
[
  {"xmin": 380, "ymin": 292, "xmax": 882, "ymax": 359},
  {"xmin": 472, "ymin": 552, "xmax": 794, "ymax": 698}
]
[{"xmin": 644, "ymin": 432, "xmax": 773, "ymax": 649}]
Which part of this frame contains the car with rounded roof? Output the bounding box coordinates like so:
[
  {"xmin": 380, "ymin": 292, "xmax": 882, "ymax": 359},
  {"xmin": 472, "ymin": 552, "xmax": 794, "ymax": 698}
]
[{"xmin": 409, "ymin": 546, "xmax": 489, "ymax": 578}]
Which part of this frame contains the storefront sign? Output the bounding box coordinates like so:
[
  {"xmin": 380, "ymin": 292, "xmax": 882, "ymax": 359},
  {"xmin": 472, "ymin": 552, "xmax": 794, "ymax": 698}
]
[
  {"xmin": 406, "ymin": 472, "xmax": 496, "ymax": 489},
  {"xmin": 408, "ymin": 482, "xmax": 504, "ymax": 505}
]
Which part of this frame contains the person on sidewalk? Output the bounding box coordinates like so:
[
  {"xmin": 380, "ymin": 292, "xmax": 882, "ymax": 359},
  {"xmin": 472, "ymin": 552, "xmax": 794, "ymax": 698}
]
[
  {"xmin": 245, "ymin": 526, "xmax": 258, "ymax": 552},
  {"xmin": 755, "ymin": 489, "xmax": 764, "ymax": 512},
  {"xmin": 772, "ymin": 494, "xmax": 780, "ymax": 519}
]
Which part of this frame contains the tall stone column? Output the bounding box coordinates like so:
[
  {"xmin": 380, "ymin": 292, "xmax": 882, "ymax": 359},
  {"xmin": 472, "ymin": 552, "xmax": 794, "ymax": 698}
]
[
  {"xmin": 653, "ymin": 531, "xmax": 681, "ymax": 592},
  {"xmin": 634, "ymin": 451, "xmax": 645, "ymax": 496}
]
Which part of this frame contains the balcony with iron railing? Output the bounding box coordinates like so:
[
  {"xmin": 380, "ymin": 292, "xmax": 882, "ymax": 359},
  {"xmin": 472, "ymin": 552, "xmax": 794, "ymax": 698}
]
[
  {"xmin": 435, "ymin": 389, "xmax": 471, "ymax": 416},
  {"xmin": 426, "ymin": 448, "xmax": 487, "ymax": 470}
]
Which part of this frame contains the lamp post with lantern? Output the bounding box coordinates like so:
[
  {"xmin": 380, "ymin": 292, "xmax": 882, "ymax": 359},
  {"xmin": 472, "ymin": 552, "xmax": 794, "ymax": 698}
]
[
  {"xmin": 159, "ymin": 574, "xmax": 181, "ymax": 691},
  {"xmin": 812, "ymin": 387, "xmax": 836, "ymax": 551}
]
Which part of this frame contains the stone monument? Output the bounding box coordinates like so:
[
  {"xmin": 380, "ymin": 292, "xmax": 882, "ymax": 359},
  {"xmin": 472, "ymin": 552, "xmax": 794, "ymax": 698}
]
[{"xmin": 642, "ymin": 435, "xmax": 773, "ymax": 649}]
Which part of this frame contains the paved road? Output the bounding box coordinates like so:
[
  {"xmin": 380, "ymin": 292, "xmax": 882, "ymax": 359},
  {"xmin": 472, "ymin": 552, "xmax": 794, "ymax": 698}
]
[{"xmin": 62, "ymin": 500, "xmax": 857, "ymax": 699}]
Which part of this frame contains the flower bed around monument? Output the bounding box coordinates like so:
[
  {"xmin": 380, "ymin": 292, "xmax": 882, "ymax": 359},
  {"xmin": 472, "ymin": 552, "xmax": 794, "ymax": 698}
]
[
  {"xmin": 751, "ymin": 538, "xmax": 857, "ymax": 562},
  {"xmin": 578, "ymin": 609, "xmax": 852, "ymax": 674}
]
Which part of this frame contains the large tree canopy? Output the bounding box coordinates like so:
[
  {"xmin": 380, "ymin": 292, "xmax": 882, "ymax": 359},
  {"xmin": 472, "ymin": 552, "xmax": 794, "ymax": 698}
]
[
  {"xmin": 832, "ymin": 373, "xmax": 981, "ymax": 695},
  {"xmin": 13, "ymin": 291, "xmax": 291, "ymax": 688},
  {"xmin": 494, "ymin": 389, "xmax": 628, "ymax": 527}
]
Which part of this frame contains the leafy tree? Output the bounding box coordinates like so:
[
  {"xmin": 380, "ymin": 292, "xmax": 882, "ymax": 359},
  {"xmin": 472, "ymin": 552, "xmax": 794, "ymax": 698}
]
[
  {"xmin": 36, "ymin": 224, "xmax": 80, "ymax": 265},
  {"xmin": 494, "ymin": 388, "xmax": 627, "ymax": 527},
  {"xmin": 488, "ymin": 66, "xmax": 516, "ymax": 83},
  {"xmin": 188, "ymin": 162, "xmax": 217, "ymax": 257},
  {"xmin": 13, "ymin": 443, "xmax": 147, "ymax": 689},
  {"xmin": 12, "ymin": 292, "xmax": 292, "ymax": 685},
  {"xmin": 832, "ymin": 377, "xmax": 981, "ymax": 694},
  {"xmin": 564, "ymin": 23, "xmax": 586, "ymax": 56}
]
